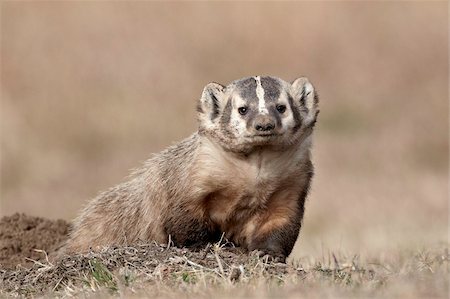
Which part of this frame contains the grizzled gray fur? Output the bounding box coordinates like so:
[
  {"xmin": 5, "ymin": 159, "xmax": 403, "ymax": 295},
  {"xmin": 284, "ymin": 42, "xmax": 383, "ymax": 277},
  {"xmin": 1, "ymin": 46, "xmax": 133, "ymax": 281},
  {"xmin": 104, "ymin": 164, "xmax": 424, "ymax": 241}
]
[{"xmin": 64, "ymin": 76, "xmax": 319, "ymax": 262}]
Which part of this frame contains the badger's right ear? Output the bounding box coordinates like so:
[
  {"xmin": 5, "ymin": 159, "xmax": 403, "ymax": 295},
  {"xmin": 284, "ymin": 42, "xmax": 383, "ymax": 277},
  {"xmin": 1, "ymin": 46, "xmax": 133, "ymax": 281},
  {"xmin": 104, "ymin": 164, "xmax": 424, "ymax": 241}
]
[
  {"xmin": 291, "ymin": 77, "xmax": 319, "ymax": 126},
  {"xmin": 197, "ymin": 82, "xmax": 225, "ymax": 125}
]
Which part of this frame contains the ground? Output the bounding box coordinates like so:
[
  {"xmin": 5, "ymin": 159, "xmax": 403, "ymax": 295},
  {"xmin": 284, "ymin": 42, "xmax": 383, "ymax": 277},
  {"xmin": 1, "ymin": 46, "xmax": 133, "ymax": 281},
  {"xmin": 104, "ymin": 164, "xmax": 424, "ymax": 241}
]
[
  {"xmin": 0, "ymin": 213, "xmax": 69, "ymax": 269},
  {"xmin": 0, "ymin": 213, "xmax": 448, "ymax": 298}
]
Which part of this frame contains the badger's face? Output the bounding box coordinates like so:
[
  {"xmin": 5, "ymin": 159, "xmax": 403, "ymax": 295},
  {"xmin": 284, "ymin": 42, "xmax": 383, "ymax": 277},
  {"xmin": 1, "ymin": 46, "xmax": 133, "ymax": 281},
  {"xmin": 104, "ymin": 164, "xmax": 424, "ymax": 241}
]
[{"xmin": 198, "ymin": 76, "xmax": 319, "ymax": 153}]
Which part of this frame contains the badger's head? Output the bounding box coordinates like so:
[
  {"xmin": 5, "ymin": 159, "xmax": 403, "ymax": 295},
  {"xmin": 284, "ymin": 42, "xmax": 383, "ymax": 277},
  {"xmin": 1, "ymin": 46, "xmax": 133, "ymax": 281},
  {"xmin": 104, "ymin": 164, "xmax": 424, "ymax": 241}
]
[{"xmin": 197, "ymin": 76, "xmax": 319, "ymax": 153}]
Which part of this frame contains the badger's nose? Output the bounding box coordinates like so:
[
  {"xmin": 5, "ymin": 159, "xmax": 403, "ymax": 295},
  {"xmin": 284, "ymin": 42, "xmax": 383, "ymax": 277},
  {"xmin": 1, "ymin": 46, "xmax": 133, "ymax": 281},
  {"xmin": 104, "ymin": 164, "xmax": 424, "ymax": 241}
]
[
  {"xmin": 254, "ymin": 115, "xmax": 276, "ymax": 132},
  {"xmin": 255, "ymin": 122, "xmax": 275, "ymax": 131}
]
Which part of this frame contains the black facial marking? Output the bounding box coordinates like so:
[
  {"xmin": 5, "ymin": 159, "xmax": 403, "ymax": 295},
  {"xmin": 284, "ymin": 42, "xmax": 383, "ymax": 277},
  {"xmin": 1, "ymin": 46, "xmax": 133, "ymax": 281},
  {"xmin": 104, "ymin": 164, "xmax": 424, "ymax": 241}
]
[
  {"xmin": 269, "ymin": 106, "xmax": 282, "ymax": 128},
  {"xmin": 261, "ymin": 77, "xmax": 281, "ymax": 102},
  {"xmin": 288, "ymin": 94, "xmax": 302, "ymax": 133},
  {"xmin": 220, "ymin": 98, "xmax": 233, "ymax": 127},
  {"xmin": 236, "ymin": 77, "xmax": 258, "ymax": 100}
]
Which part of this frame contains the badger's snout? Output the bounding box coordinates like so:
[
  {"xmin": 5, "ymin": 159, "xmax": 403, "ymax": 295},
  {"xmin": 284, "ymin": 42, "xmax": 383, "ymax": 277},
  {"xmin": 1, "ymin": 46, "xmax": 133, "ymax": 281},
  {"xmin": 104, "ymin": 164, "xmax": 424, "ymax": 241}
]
[{"xmin": 252, "ymin": 114, "xmax": 276, "ymax": 133}]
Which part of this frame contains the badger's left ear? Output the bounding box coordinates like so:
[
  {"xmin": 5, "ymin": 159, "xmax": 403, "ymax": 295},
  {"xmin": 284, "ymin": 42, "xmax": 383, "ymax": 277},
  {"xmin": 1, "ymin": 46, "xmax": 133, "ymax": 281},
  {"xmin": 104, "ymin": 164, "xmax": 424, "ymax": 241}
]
[
  {"xmin": 197, "ymin": 82, "xmax": 226, "ymax": 127},
  {"xmin": 291, "ymin": 77, "xmax": 319, "ymax": 126}
]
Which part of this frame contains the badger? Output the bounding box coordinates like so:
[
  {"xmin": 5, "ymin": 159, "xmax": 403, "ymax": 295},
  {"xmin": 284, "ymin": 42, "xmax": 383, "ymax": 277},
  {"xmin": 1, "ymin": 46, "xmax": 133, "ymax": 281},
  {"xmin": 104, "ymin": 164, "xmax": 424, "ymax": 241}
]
[{"xmin": 64, "ymin": 76, "xmax": 319, "ymax": 261}]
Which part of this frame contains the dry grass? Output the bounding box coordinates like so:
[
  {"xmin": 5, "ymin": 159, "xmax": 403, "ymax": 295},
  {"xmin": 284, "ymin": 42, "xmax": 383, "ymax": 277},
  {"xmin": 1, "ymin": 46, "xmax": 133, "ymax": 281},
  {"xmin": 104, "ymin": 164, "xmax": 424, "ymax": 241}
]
[{"xmin": 1, "ymin": 242, "xmax": 448, "ymax": 298}]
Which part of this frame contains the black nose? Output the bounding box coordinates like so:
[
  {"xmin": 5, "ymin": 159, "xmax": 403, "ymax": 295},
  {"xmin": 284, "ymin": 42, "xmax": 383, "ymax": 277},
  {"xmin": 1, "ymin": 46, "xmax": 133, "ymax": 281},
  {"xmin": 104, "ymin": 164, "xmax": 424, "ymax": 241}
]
[{"xmin": 255, "ymin": 122, "xmax": 275, "ymax": 132}]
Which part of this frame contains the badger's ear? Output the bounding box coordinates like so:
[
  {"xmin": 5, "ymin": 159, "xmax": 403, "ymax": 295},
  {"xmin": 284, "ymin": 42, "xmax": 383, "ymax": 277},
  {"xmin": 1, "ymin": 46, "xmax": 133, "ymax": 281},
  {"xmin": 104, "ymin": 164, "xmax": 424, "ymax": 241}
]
[
  {"xmin": 197, "ymin": 82, "xmax": 225, "ymax": 126},
  {"xmin": 291, "ymin": 77, "xmax": 319, "ymax": 126}
]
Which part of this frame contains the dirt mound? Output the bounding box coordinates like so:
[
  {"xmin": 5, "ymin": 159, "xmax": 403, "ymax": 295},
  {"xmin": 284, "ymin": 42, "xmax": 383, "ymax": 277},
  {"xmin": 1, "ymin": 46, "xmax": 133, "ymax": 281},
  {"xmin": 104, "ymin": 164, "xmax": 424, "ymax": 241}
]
[
  {"xmin": 1, "ymin": 215, "xmax": 447, "ymax": 298},
  {"xmin": 0, "ymin": 213, "xmax": 70, "ymax": 269},
  {"xmin": 1, "ymin": 242, "xmax": 298, "ymax": 296},
  {"xmin": 0, "ymin": 214, "xmax": 301, "ymax": 296}
]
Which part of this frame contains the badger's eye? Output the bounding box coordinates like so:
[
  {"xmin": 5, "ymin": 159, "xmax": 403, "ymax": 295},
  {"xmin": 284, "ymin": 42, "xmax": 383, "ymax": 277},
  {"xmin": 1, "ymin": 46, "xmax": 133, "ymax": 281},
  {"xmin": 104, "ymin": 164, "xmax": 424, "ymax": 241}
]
[
  {"xmin": 238, "ymin": 107, "xmax": 248, "ymax": 115},
  {"xmin": 276, "ymin": 105, "xmax": 286, "ymax": 114}
]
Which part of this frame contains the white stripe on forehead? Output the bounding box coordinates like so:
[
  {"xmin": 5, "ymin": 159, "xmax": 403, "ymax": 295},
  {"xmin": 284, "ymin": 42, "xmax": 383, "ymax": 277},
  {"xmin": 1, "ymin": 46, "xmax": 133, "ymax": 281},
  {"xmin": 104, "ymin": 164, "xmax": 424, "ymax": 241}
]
[{"xmin": 254, "ymin": 76, "xmax": 268, "ymax": 114}]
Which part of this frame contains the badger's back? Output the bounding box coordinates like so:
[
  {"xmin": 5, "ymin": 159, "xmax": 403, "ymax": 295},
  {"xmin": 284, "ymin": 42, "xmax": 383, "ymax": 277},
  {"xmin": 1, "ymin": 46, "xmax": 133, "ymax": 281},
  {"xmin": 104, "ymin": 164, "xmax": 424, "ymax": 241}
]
[{"xmin": 64, "ymin": 134, "xmax": 200, "ymax": 253}]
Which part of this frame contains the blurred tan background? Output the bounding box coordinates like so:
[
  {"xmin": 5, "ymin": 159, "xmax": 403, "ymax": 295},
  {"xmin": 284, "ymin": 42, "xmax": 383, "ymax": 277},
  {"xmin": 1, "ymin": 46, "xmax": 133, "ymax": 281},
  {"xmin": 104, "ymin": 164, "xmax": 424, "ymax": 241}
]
[{"xmin": 1, "ymin": 2, "xmax": 448, "ymax": 259}]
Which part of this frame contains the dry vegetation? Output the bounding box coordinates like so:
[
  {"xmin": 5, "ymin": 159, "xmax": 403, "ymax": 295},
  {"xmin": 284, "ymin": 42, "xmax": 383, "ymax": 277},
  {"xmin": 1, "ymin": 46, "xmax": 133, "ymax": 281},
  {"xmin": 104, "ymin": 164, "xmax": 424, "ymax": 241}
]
[
  {"xmin": 1, "ymin": 1, "xmax": 448, "ymax": 298},
  {"xmin": 1, "ymin": 242, "xmax": 448, "ymax": 298}
]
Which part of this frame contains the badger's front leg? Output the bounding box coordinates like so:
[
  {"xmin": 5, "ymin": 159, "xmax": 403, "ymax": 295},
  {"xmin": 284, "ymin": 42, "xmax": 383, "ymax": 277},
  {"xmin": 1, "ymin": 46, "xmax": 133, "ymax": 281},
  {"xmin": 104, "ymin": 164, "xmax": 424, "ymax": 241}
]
[{"xmin": 246, "ymin": 189, "xmax": 306, "ymax": 262}]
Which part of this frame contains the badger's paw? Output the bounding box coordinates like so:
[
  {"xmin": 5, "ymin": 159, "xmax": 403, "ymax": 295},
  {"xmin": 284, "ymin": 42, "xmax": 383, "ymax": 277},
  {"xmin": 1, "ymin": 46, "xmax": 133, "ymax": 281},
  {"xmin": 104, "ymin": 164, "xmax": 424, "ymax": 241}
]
[{"xmin": 250, "ymin": 249, "xmax": 286, "ymax": 263}]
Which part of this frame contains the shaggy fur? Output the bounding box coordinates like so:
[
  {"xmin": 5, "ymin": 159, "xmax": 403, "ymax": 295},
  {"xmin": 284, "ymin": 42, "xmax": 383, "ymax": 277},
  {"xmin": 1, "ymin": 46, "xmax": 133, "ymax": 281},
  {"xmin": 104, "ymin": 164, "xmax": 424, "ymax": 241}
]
[{"xmin": 64, "ymin": 76, "xmax": 319, "ymax": 261}]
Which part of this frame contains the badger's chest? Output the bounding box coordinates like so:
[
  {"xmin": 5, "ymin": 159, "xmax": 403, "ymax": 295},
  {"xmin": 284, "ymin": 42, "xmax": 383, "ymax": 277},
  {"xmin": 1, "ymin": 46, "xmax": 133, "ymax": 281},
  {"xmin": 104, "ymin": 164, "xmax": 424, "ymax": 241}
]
[{"xmin": 197, "ymin": 144, "xmax": 306, "ymax": 245}]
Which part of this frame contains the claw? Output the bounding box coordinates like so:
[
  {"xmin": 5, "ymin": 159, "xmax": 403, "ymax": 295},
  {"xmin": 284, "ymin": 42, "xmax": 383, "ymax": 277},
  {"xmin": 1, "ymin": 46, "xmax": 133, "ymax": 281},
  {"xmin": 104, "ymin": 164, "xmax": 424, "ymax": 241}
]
[{"xmin": 251, "ymin": 249, "xmax": 286, "ymax": 263}]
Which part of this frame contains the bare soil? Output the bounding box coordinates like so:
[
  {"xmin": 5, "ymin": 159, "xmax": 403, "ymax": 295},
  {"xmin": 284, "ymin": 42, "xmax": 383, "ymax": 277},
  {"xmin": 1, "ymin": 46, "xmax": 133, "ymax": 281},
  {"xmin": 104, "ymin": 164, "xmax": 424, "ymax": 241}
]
[{"xmin": 0, "ymin": 213, "xmax": 70, "ymax": 269}]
